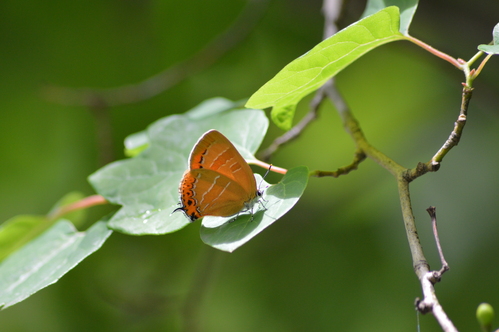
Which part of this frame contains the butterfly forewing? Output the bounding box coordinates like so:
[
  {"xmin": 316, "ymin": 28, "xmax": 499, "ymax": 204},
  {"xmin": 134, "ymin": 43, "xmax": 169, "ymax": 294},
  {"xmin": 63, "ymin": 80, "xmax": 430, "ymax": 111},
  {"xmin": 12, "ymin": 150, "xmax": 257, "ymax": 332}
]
[
  {"xmin": 175, "ymin": 130, "xmax": 260, "ymax": 221},
  {"xmin": 189, "ymin": 130, "xmax": 257, "ymax": 195}
]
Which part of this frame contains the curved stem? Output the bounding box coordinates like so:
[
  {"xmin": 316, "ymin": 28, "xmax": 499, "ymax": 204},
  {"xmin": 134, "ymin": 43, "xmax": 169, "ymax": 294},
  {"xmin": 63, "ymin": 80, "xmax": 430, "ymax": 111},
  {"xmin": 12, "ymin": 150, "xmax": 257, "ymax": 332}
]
[
  {"xmin": 472, "ymin": 53, "xmax": 493, "ymax": 80},
  {"xmin": 311, "ymin": 149, "xmax": 365, "ymax": 178},
  {"xmin": 404, "ymin": 85, "xmax": 473, "ymax": 181},
  {"xmin": 249, "ymin": 160, "xmax": 287, "ymax": 174},
  {"xmin": 467, "ymin": 50, "xmax": 485, "ymax": 67},
  {"xmin": 48, "ymin": 195, "xmax": 108, "ymax": 221},
  {"xmin": 405, "ymin": 35, "xmax": 462, "ymax": 69}
]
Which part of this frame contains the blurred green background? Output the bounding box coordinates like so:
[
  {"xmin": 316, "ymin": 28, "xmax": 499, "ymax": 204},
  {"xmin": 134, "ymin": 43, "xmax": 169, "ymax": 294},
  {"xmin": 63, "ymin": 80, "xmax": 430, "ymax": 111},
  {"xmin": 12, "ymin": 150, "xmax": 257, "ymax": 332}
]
[{"xmin": 1, "ymin": 0, "xmax": 499, "ymax": 331}]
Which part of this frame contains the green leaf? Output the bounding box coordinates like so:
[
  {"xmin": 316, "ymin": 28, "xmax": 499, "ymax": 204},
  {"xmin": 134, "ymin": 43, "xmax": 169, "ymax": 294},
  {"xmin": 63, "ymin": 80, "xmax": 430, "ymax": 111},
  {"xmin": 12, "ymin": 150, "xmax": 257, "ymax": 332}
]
[
  {"xmin": 493, "ymin": 23, "xmax": 499, "ymax": 44},
  {"xmin": 246, "ymin": 6, "xmax": 404, "ymax": 130},
  {"xmin": 478, "ymin": 23, "xmax": 499, "ymax": 54},
  {"xmin": 0, "ymin": 215, "xmax": 49, "ymax": 262},
  {"xmin": 122, "ymin": 98, "xmax": 246, "ymax": 157},
  {"xmin": 89, "ymin": 97, "xmax": 269, "ymax": 235},
  {"xmin": 200, "ymin": 166, "xmax": 309, "ymax": 252},
  {"xmin": 0, "ymin": 220, "xmax": 112, "ymax": 309},
  {"xmin": 361, "ymin": 0, "xmax": 419, "ymax": 35},
  {"xmin": 0, "ymin": 192, "xmax": 88, "ymax": 262}
]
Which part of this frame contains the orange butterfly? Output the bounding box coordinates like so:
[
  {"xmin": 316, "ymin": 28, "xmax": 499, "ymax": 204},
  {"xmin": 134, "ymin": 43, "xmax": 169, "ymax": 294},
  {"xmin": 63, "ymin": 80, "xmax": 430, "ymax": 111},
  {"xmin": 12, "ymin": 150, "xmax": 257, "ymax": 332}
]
[{"xmin": 174, "ymin": 130, "xmax": 261, "ymax": 221}]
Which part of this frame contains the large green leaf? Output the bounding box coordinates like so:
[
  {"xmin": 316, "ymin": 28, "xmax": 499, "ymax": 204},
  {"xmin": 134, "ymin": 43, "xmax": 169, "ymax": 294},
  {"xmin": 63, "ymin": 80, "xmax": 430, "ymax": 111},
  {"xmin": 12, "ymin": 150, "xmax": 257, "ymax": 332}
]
[
  {"xmin": 246, "ymin": 6, "xmax": 404, "ymax": 130},
  {"xmin": 0, "ymin": 220, "xmax": 112, "ymax": 309},
  {"xmin": 361, "ymin": 0, "xmax": 418, "ymax": 36},
  {"xmin": 200, "ymin": 166, "xmax": 309, "ymax": 252},
  {"xmin": 478, "ymin": 23, "xmax": 499, "ymax": 54},
  {"xmin": 89, "ymin": 97, "xmax": 269, "ymax": 235}
]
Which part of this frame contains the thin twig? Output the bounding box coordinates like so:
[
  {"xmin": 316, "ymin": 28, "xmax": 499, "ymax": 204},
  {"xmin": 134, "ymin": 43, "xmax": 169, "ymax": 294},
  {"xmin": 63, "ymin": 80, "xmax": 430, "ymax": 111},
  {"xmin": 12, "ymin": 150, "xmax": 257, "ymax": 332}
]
[
  {"xmin": 324, "ymin": 80, "xmax": 404, "ymax": 177},
  {"xmin": 43, "ymin": 0, "xmax": 270, "ymax": 107},
  {"xmin": 310, "ymin": 149, "xmax": 366, "ymax": 177},
  {"xmin": 426, "ymin": 206, "xmax": 450, "ymax": 277},
  {"xmin": 404, "ymin": 85, "xmax": 474, "ymax": 181},
  {"xmin": 431, "ymin": 86, "xmax": 472, "ymax": 163},
  {"xmin": 250, "ymin": 159, "xmax": 287, "ymax": 174},
  {"xmin": 47, "ymin": 195, "xmax": 108, "ymax": 221},
  {"xmin": 400, "ymin": 202, "xmax": 456, "ymax": 332},
  {"xmin": 473, "ymin": 53, "xmax": 493, "ymax": 79},
  {"xmin": 258, "ymin": 87, "xmax": 325, "ymax": 161}
]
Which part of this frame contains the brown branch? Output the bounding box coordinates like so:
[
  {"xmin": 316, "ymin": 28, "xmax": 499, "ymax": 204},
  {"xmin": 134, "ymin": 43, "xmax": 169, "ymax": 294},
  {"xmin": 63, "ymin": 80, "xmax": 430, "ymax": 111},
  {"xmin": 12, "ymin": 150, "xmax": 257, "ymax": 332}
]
[
  {"xmin": 416, "ymin": 271, "xmax": 458, "ymax": 332},
  {"xmin": 323, "ymin": 80, "xmax": 404, "ymax": 176},
  {"xmin": 310, "ymin": 149, "xmax": 366, "ymax": 178},
  {"xmin": 413, "ymin": 208, "xmax": 455, "ymax": 331},
  {"xmin": 427, "ymin": 206, "xmax": 450, "ymax": 277},
  {"xmin": 431, "ymin": 86, "xmax": 473, "ymax": 164},
  {"xmin": 398, "ymin": 180, "xmax": 429, "ymax": 280},
  {"xmin": 317, "ymin": 4, "xmax": 468, "ymax": 331},
  {"xmin": 404, "ymin": 85, "xmax": 473, "ymax": 181},
  {"xmin": 43, "ymin": 0, "xmax": 270, "ymax": 108}
]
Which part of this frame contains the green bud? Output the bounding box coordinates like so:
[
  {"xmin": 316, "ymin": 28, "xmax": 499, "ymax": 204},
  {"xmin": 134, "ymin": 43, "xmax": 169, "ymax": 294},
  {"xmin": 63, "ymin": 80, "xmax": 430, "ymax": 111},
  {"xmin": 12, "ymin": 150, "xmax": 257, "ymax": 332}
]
[{"xmin": 477, "ymin": 303, "xmax": 494, "ymax": 331}]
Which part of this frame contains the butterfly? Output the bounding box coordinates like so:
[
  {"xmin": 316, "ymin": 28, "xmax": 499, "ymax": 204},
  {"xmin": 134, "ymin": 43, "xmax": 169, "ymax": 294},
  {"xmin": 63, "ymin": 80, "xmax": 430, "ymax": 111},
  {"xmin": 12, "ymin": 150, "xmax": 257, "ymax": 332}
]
[{"xmin": 173, "ymin": 130, "xmax": 261, "ymax": 221}]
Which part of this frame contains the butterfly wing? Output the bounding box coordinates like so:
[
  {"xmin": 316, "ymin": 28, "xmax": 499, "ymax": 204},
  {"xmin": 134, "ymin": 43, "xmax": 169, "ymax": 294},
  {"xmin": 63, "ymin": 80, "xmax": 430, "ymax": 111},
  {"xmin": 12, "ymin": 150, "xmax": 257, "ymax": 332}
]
[
  {"xmin": 188, "ymin": 130, "xmax": 257, "ymax": 196},
  {"xmin": 175, "ymin": 130, "xmax": 260, "ymax": 221},
  {"xmin": 177, "ymin": 168, "xmax": 256, "ymax": 221}
]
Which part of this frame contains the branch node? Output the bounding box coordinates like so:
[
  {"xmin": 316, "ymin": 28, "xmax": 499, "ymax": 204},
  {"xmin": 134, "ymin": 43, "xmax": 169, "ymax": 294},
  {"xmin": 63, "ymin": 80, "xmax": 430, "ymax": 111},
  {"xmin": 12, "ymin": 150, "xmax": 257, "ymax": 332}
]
[
  {"xmin": 415, "ymin": 297, "xmax": 433, "ymax": 315},
  {"xmin": 431, "ymin": 160, "xmax": 441, "ymax": 170},
  {"xmin": 431, "ymin": 270, "xmax": 442, "ymax": 283},
  {"xmin": 414, "ymin": 259, "xmax": 431, "ymax": 275}
]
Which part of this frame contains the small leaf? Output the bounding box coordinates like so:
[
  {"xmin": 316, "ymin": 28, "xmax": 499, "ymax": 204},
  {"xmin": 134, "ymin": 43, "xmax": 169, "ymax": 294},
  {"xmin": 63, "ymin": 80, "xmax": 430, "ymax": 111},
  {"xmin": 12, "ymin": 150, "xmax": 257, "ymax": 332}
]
[
  {"xmin": 0, "ymin": 220, "xmax": 112, "ymax": 309},
  {"xmin": 89, "ymin": 97, "xmax": 269, "ymax": 235},
  {"xmin": 361, "ymin": 0, "xmax": 419, "ymax": 35},
  {"xmin": 246, "ymin": 7, "xmax": 404, "ymax": 130},
  {"xmin": 492, "ymin": 23, "xmax": 499, "ymax": 44},
  {"xmin": 478, "ymin": 23, "xmax": 499, "ymax": 54},
  {"xmin": 200, "ymin": 166, "xmax": 309, "ymax": 252}
]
